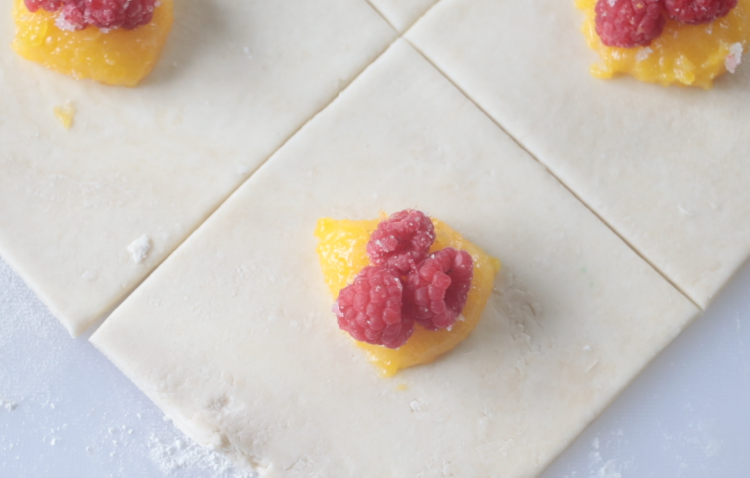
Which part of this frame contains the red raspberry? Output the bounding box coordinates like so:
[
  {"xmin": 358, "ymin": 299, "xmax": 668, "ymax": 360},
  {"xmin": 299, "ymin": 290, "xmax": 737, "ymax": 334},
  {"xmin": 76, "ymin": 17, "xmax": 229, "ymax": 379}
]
[
  {"xmin": 24, "ymin": 0, "xmax": 156, "ymax": 31},
  {"xmin": 83, "ymin": 0, "xmax": 157, "ymax": 30},
  {"xmin": 595, "ymin": 0, "xmax": 666, "ymax": 48},
  {"xmin": 334, "ymin": 266, "xmax": 414, "ymax": 349},
  {"xmin": 665, "ymin": 0, "xmax": 737, "ymax": 24},
  {"xmin": 57, "ymin": 0, "xmax": 86, "ymax": 30},
  {"xmin": 24, "ymin": 0, "xmax": 64, "ymax": 13},
  {"xmin": 403, "ymin": 248, "xmax": 473, "ymax": 331},
  {"xmin": 367, "ymin": 210, "xmax": 436, "ymax": 274}
]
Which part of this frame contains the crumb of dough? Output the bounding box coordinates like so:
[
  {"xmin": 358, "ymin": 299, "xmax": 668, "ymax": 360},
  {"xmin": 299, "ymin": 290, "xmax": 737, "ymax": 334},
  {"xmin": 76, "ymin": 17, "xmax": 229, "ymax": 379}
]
[{"xmin": 127, "ymin": 235, "xmax": 152, "ymax": 264}]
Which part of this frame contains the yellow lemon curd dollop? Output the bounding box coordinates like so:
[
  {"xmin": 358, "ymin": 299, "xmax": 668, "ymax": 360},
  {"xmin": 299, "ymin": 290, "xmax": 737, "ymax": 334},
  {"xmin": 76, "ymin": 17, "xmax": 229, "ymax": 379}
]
[
  {"xmin": 12, "ymin": 0, "xmax": 173, "ymax": 87},
  {"xmin": 315, "ymin": 215, "xmax": 501, "ymax": 377},
  {"xmin": 577, "ymin": 0, "xmax": 750, "ymax": 88}
]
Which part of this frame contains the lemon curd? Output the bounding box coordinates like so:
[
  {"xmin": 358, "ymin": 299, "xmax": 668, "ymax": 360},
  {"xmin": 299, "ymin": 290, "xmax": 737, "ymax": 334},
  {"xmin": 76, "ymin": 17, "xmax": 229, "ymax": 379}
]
[
  {"xmin": 577, "ymin": 0, "xmax": 750, "ymax": 88},
  {"xmin": 12, "ymin": 0, "xmax": 173, "ymax": 86},
  {"xmin": 53, "ymin": 102, "xmax": 75, "ymax": 128},
  {"xmin": 315, "ymin": 215, "xmax": 501, "ymax": 377}
]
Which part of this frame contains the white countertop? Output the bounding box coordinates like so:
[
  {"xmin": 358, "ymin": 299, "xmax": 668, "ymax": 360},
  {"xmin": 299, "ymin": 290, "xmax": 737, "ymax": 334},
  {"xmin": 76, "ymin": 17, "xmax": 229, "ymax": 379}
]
[{"xmin": 1, "ymin": 255, "xmax": 749, "ymax": 478}]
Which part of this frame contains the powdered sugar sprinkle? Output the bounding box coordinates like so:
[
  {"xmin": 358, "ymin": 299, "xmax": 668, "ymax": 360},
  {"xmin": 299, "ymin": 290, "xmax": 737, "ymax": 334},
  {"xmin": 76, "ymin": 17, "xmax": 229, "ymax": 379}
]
[
  {"xmin": 635, "ymin": 47, "xmax": 653, "ymax": 62},
  {"xmin": 725, "ymin": 42, "xmax": 743, "ymax": 74}
]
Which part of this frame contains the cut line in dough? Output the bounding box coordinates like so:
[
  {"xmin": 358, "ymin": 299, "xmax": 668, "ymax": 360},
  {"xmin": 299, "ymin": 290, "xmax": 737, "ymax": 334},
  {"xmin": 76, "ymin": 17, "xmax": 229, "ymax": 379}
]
[{"xmin": 367, "ymin": 0, "xmax": 440, "ymax": 32}]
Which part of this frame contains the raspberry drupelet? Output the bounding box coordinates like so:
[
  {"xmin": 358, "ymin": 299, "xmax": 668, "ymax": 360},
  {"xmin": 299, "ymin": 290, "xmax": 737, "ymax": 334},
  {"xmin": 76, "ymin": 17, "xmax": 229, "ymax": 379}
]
[
  {"xmin": 334, "ymin": 265, "xmax": 414, "ymax": 349},
  {"xmin": 594, "ymin": 0, "xmax": 666, "ymax": 47},
  {"xmin": 367, "ymin": 209, "xmax": 435, "ymax": 274},
  {"xmin": 665, "ymin": 0, "xmax": 738, "ymax": 24},
  {"xmin": 24, "ymin": 0, "xmax": 156, "ymax": 31},
  {"xmin": 24, "ymin": 0, "xmax": 63, "ymax": 12},
  {"xmin": 404, "ymin": 248, "xmax": 474, "ymax": 331}
]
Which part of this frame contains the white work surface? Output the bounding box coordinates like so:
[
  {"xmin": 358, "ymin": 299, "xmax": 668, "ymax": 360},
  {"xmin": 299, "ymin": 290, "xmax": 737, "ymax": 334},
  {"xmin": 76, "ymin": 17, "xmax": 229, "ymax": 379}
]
[{"xmin": 1, "ymin": 253, "xmax": 749, "ymax": 478}]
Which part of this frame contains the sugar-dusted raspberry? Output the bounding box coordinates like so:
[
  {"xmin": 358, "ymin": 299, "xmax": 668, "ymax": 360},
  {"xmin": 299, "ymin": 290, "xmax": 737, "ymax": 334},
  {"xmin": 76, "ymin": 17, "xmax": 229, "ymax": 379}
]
[
  {"xmin": 595, "ymin": 0, "xmax": 666, "ymax": 48},
  {"xmin": 367, "ymin": 210, "xmax": 435, "ymax": 274},
  {"xmin": 25, "ymin": 0, "xmax": 156, "ymax": 31},
  {"xmin": 24, "ymin": 0, "xmax": 64, "ymax": 13},
  {"xmin": 334, "ymin": 266, "xmax": 414, "ymax": 349},
  {"xmin": 84, "ymin": 0, "xmax": 157, "ymax": 30},
  {"xmin": 665, "ymin": 0, "xmax": 737, "ymax": 24},
  {"xmin": 57, "ymin": 0, "xmax": 86, "ymax": 30},
  {"xmin": 403, "ymin": 248, "xmax": 473, "ymax": 331}
]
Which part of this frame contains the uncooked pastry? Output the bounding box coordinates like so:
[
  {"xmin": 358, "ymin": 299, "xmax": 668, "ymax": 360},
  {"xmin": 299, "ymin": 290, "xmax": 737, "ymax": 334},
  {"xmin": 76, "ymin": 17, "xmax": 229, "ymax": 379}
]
[
  {"xmin": 0, "ymin": 0, "xmax": 395, "ymax": 336},
  {"xmin": 407, "ymin": 0, "xmax": 750, "ymax": 308},
  {"xmin": 368, "ymin": 0, "xmax": 439, "ymax": 31},
  {"xmin": 91, "ymin": 41, "xmax": 699, "ymax": 478}
]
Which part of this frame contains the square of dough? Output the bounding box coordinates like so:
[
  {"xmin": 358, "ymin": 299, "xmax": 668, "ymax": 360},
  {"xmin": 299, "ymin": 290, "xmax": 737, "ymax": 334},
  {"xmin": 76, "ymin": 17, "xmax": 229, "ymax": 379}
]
[
  {"xmin": 91, "ymin": 40, "xmax": 698, "ymax": 478},
  {"xmin": 0, "ymin": 0, "xmax": 395, "ymax": 336},
  {"xmin": 368, "ymin": 0, "xmax": 439, "ymax": 31},
  {"xmin": 407, "ymin": 0, "xmax": 750, "ymax": 309}
]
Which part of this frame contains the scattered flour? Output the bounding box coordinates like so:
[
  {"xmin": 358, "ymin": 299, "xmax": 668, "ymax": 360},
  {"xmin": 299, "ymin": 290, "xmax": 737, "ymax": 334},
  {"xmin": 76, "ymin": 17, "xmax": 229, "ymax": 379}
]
[
  {"xmin": 81, "ymin": 270, "xmax": 97, "ymax": 281},
  {"xmin": 148, "ymin": 434, "xmax": 257, "ymax": 478},
  {"xmin": 586, "ymin": 434, "xmax": 631, "ymax": 478},
  {"xmin": 589, "ymin": 436, "xmax": 602, "ymax": 470},
  {"xmin": 678, "ymin": 206, "xmax": 696, "ymax": 217},
  {"xmin": 598, "ymin": 459, "xmax": 621, "ymax": 478},
  {"xmin": 1, "ymin": 399, "xmax": 17, "ymax": 412},
  {"xmin": 704, "ymin": 437, "xmax": 722, "ymax": 457},
  {"xmin": 127, "ymin": 235, "xmax": 152, "ymax": 264}
]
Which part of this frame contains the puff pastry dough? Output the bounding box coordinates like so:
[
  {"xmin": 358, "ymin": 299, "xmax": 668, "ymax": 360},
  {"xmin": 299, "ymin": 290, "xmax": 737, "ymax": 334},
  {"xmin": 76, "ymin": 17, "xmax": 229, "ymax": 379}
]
[
  {"xmin": 92, "ymin": 41, "xmax": 698, "ymax": 478},
  {"xmin": 368, "ymin": 0, "xmax": 439, "ymax": 31}
]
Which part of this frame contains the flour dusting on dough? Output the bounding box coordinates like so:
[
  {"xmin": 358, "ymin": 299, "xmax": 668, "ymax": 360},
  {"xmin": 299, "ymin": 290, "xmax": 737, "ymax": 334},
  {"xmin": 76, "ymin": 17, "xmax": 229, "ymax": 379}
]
[
  {"xmin": 148, "ymin": 434, "xmax": 255, "ymax": 477},
  {"xmin": 81, "ymin": 270, "xmax": 97, "ymax": 282},
  {"xmin": 127, "ymin": 235, "xmax": 152, "ymax": 264}
]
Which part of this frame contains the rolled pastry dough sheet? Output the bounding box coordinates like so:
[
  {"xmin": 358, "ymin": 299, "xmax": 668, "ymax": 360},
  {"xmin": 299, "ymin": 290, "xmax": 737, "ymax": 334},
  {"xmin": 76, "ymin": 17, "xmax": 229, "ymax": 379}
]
[
  {"xmin": 367, "ymin": 0, "xmax": 439, "ymax": 32},
  {"xmin": 407, "ymin": 0, "xmax": 750, "ymax": 309},
  {"xmin": 0, "ymin": 0, "xmax": 395, "ymax": 336},
  {"xmin": 92, "ymin": 40, "xmax": 699, "ymax": 478}
]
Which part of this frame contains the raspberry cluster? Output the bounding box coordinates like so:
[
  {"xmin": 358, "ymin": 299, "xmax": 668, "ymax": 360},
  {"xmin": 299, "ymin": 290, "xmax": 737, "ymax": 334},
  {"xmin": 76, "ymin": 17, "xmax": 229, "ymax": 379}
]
[
  {"xmin": 334, "ymin": 210, "xmax": 474, "ymax": 349},
  {"xmin": 25, "ymin": 0, "xmax": 157, "ymax": 31},
  {"xmin": 595, "ymin": 0, "xmax": 737, "ymax": 48}
]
